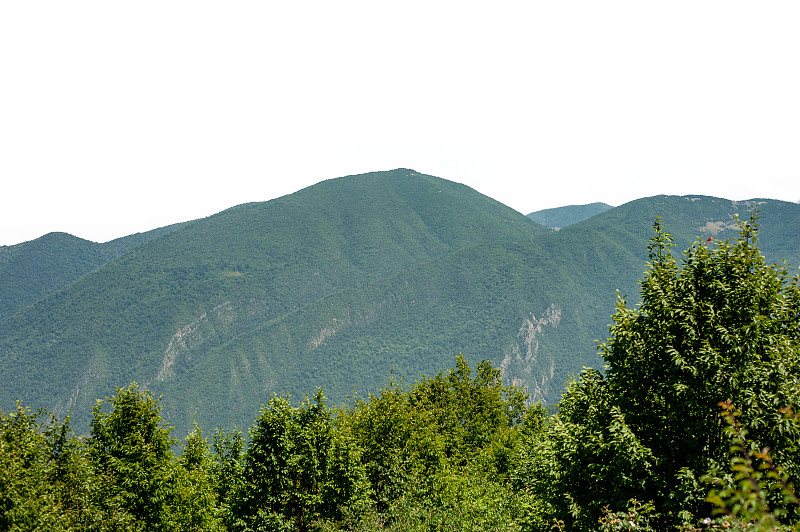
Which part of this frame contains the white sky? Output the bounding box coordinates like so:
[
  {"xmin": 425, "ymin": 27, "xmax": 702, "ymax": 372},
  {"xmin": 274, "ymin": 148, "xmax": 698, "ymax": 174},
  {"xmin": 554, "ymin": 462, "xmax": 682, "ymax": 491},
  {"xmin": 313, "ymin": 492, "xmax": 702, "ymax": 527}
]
[{"xmin": 1, "ymin": 1, "xmax": 798, "ymax": 246}]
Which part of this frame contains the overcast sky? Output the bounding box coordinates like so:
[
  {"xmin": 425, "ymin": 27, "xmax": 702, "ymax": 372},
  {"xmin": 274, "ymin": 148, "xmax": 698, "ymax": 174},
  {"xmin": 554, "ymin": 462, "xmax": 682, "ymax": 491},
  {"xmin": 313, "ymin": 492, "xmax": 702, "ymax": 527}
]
[{"xmin": 1, "ymin": 1, "xmax": 798, "ymax": 246}]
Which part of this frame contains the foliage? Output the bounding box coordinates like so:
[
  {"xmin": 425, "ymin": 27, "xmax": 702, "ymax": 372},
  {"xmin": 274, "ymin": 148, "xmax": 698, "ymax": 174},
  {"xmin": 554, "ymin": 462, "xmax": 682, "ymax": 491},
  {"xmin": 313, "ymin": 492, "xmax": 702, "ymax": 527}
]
[
  {"xmin": 88, "ymin": 383, "xmax": 177, "ymax": 531},
  {"xmin": 170, "ymin": 422, "xmax": 224, "ymax": 531},
  {"xmin": 337, "ymin": 377, "xmax": 439, "ymax": 512},
  {"xmin": 349, "ymin": 468, "xmax": 523, "ymax": 532},
  {"xmin": 334, "ymin": 355, "xmax": 534, "ymax": 531},
  {"xmin": 0, "ymin": 356, "xmax": 538, "ymax": 531},
  {"xmin": 3, "ymin": 204, "xmax": 800, "ymax": 530},
  {"xmin": 596, "ymin": 500, "xmax": 658, "ymax": 532},
  {"xmin": 515, "ymin": 369, "xmax": 656, "ymax": 530},
  {"xmin": 0, "ymin": 404, "xmax": 79, "ymax": 531},
  {"xmin": 211, "ymin": 425, "xmax": 245, "ymax": 523},
  {"xmin": 0, "ymin": 402, "xmax": 144, "ymax": 531},
  {"xmin": 703, "ymin": 400, "xmax": 800, "ymax": 531},
  {"xmin": 604, "ymin": 215, "xmax": 800, "ymax": 523},
  {"xmin": 410, "ymin": 354, "xmax": 529, "ymax": 460},
  {"xmin": 230, "ymin": 390, "xmax": 370, "ymax": 532}
]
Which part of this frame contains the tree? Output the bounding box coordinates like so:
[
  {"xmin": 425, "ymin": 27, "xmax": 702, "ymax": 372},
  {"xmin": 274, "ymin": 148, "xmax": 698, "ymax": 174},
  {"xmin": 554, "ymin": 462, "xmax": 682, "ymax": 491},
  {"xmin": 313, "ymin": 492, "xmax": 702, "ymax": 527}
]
[
  {"xmin": 522, "ymin": 215, "xmax": 800, "ymax": 530},
  {"xmin": 603, "ymin": 215, "xmax": 800, "ymax": 523},
  {"xmin": 230, "ymin": 389, "xmax": 369, "ymax": 532},
  {"xmin": 410, "ymin": 354, "xmax": 529, "ymax": 464},
  {"xmin": 0, "ymin": 402, "xmax": 146, "ymax": 532},
  {"xmin": 170, "ymin": 422, "xmax": 223, "ymax": 531},
  {"xmin": 338, "ymin": 377, "xmax": 438, "ymax": 513},
  {"xmin": 211, "ymin": 424, "xmax": 245, "ymax": 525},
  {"xmin": 0, "ymin": 404, "xmax": 71, "ymax": 530},
  {"xmin": 88, "ymin": 383, "xmax": 177, "ymax": 531},
  {"xmin": 515, "ymin": 369, "xmax": 656, "ymax": 531},
  {"xmin": 703, "ymin": 400, "xmax": 800, "ymax": 531}
]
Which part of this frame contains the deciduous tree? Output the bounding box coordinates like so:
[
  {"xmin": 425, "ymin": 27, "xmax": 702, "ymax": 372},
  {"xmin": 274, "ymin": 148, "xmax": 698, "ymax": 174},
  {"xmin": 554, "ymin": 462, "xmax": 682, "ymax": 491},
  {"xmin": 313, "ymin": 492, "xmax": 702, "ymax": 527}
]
[{"xmin": 521, "ymin": 215, "xmax": 800, "ymax": 530}]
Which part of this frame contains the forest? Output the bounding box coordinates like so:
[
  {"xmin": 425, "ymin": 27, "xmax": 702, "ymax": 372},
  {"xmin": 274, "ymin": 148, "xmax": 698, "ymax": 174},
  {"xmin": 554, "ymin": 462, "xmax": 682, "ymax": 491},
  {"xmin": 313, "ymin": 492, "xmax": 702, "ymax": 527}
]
[{"xmin": 3, "ymin": 215, "xmax": 800, "ymax": 531}]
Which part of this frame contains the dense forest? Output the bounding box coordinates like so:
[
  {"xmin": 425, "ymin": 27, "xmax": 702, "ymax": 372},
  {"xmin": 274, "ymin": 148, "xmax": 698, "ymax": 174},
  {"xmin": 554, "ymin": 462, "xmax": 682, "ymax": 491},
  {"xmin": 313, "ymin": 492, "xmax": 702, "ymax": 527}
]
[{"xmin": 3, "ymin": 216, "xmax": 800, "ymax": 531}]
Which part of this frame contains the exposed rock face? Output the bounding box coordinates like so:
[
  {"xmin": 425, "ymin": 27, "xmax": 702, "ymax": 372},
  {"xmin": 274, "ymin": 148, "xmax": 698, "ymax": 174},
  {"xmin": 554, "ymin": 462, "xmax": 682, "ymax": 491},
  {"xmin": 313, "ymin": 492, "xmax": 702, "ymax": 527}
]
[{"xmin": 500, "ymin": 303, "xmax": 561, "ymax": 403}]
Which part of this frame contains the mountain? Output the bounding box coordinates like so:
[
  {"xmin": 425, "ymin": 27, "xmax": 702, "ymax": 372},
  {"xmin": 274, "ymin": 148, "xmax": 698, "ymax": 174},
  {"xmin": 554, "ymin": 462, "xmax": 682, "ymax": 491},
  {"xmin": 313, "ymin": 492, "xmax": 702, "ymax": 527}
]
[
  {"xmin": 0, "ymin": 224, "xmax": 186, "ymax": 322},
  {"xmin": 527, "ymin": 202, "xmax": 613, "ymax": 228},
  {"xmin": 0, "ymin": 169, "xmax": 547, "ymax": 435},
  {"xmin": 1, "ymin": 171, "xmax": 798, "ymax": 438}
]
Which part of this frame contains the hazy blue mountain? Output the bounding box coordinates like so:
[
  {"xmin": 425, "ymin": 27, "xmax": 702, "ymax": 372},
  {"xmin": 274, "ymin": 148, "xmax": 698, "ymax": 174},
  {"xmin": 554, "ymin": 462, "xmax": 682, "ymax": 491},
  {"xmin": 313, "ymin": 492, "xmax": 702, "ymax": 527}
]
[{"xmin": 527, "ymin": 202, "xmax": 613, "ymax": 228}]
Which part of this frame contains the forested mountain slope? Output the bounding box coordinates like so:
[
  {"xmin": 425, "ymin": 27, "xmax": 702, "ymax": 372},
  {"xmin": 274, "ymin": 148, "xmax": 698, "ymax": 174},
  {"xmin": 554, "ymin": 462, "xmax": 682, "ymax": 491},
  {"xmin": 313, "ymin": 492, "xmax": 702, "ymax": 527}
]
[
  {"xmin": 0, "ymin": 223, "xmax": 186, "ymax": 322},
  {"xmin": 154, "ymin": 228, "xmax": 647, "ymax": 433},
  {"xmin": 0, "ymin": 169, "xmax": 546, "ymax": 435},
  {"xmin": 1, "ymin": 171, "xmax": 798, "ymax": 438}
]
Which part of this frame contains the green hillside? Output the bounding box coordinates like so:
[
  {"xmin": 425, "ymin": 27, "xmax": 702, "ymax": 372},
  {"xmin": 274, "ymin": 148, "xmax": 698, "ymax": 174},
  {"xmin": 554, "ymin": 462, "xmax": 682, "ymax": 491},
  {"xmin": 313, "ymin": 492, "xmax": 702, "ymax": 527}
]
[
  {"xmin": 0, "ymin": 233, "xmax": 103, "ymax": 322},
  {"xmin": 1, "ymin": 171, "xmax": 798, "ymax": 439},
  {"xmin": 0, "ymin": 223, "xmax": 186, "ymax": 322},
  {"xmin": 153, "ymin": 229, "xmax": 647, "ymax": 434}
]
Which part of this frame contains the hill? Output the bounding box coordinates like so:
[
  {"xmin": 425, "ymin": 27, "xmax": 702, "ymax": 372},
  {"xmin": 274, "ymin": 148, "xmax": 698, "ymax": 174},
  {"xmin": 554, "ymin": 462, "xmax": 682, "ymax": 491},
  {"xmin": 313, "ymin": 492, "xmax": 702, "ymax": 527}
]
[{"xmin": 1, "ymin": 172, "xmax": 798, "ymax": 438}]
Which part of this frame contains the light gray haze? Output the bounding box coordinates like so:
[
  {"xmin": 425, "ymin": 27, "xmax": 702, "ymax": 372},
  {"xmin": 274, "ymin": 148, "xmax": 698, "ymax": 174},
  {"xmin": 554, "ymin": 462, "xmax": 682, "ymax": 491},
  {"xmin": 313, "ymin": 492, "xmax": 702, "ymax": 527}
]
[{"xmin": 1, "ymin": 1, "xmax": 798, "ymax": 245}]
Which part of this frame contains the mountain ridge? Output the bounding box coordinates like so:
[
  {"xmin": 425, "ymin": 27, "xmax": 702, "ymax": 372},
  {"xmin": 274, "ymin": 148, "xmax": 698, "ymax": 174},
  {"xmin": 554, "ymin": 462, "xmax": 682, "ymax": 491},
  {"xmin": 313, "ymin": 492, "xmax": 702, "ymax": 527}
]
[
  {"xmin": 0, "ymin": 223, "xmax": 187, "ymax": 323},
  {"xmin": 1, "ymin": 169, "xmax": 548, "ymax": 434},
  {"xmin": 2, "ymin": 171, "xmax": 798, "ymax": 437}
]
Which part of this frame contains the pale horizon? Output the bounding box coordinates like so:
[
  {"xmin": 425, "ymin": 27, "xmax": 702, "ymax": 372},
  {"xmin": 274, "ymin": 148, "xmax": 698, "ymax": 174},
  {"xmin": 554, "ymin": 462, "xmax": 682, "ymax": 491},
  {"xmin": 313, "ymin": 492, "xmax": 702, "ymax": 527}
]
[{"xmin": 2, "ymin": 1, "xmax": 798, "ymax": 246}]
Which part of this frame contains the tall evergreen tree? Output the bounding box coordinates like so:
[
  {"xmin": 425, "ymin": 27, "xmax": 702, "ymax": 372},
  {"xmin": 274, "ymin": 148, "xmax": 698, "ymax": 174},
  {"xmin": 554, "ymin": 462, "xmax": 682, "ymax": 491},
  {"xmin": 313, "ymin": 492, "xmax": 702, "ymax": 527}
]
[{"xmin": 88, "ymin": 383, "xmax": 176, "ymax": 531}]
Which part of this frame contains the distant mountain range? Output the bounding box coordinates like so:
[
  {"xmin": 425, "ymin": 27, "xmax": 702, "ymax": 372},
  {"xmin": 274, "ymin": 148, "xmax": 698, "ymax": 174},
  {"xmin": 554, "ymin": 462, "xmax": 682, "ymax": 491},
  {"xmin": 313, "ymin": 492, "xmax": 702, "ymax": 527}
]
[
  {"xmin": 2, "ymin": 169, "xmax": 798, "ymax": 437},
  {"xmin": 527, "ymin": 202, "xmax": 613, "ymax": 228}
]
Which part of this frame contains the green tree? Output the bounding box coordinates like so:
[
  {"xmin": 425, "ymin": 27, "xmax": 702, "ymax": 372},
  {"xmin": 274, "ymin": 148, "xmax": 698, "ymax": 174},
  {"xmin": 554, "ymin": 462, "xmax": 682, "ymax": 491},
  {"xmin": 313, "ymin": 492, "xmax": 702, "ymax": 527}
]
[
  {"xmin": 515, "ymin": 369, "xmax": 656, "ymax": 531},
  {"xmin": 703, "ymin": 400, "xmax": 800, "ymax": 531},
  {"xmin": 522, "ymin": 216, "xmax": 800, "ymax": 530},
  {"xmin": 88, "ymin": 383, "xmax": 177, "ymax": 531},
  {"xmin": 338, "ymin": 377, "xmax": 440, "ymax": 513},
  {"xmin": 338, "ymin": 356, "xmax": 533, "ymax": 531},
  {"xmin": 230, "ymin": 389, "xmax": 369, "ymax": 532},
  {"xmin": 211, "ymin": 425, "xmax": 245, "ymax": 525},
  {"xmin": 0, "ymin": 403, "xmax": 129, "ymax": 531},
  {"xmin": 0, "ymin": 404, "xmax": 70, "ymax": 530},
  {"xmin": 410, "ymin": 354, "xmax": 528, "ymax": 464},
  {"xmin": 603, "ymin": 216, "xmax": 800, "ymax": 524},
  {"xmin": 170, "ymin": 422, "xmax": 224, "ymax": 531}
]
